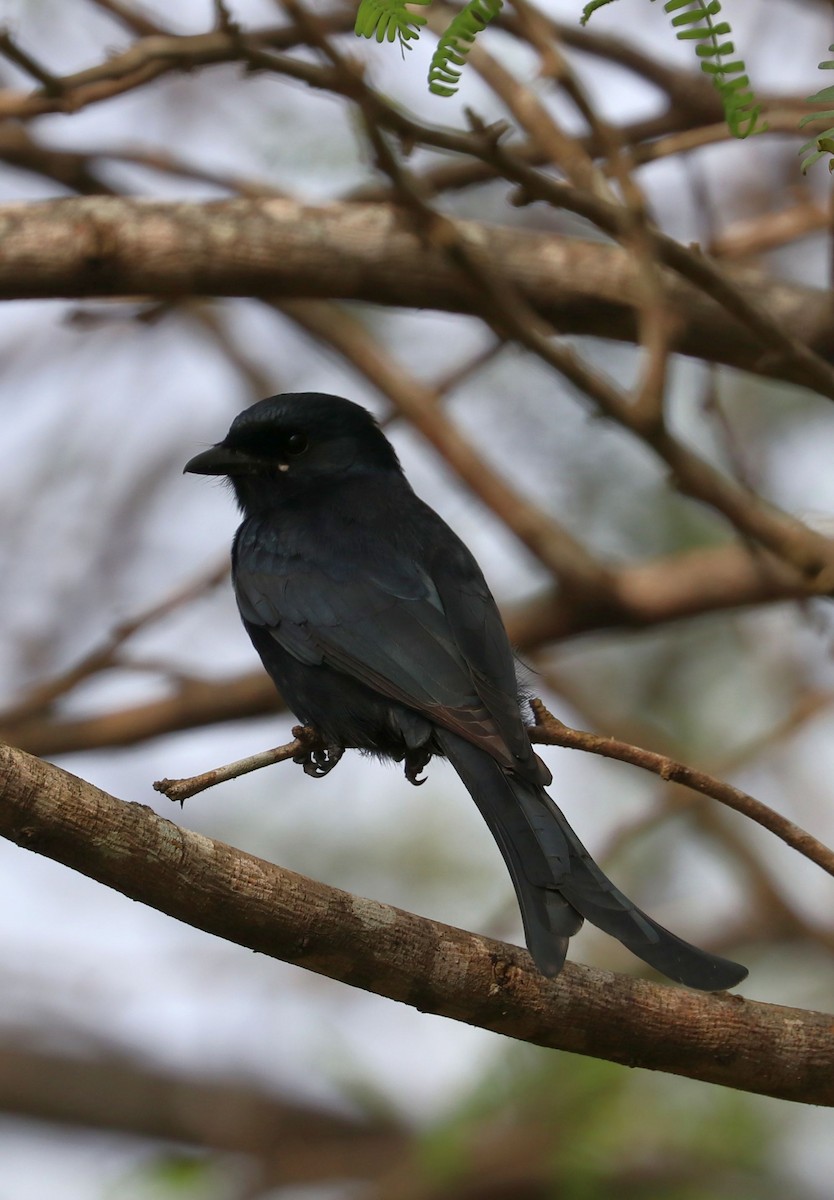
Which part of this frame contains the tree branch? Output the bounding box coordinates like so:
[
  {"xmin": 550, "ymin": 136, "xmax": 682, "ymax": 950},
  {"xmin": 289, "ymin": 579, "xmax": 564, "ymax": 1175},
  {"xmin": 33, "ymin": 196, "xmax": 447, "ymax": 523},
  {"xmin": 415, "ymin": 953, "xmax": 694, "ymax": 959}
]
[
  {"xmin": 1, "ymin": 742, "xmax": 833, "ymax": 1105},
  {"xmin": 0, "ymin": 1040, "xmax": 406, "ymax": 1173},
  {"xmin": 151, "ymin": 706, "xmax": 834, "ymax": 880},
  {"xmin": 0, "ymin": 197, "xmax": 832, "ymax": 390},
  {"xmin": 528, "ymin": 702, "xmax": 834, "ymax": 880}
]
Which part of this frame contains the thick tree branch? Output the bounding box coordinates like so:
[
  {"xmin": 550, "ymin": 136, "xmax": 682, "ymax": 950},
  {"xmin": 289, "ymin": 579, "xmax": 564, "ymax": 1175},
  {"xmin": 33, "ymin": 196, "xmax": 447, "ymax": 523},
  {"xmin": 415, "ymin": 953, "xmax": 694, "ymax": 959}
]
[
  {"xmin": 0, "ymin": 1041, "xmax": 406, "ymax": 1174},
  {"xmin": 1, "ymin": 671, "xmax": 282, "ymax": 756},
  {"xmin": 0, "ymin": 198, "xmax": 832, "ymax": 389},
  {"xmin": 1, "ymin": 743, "xmax": 833, "ymax": 1105}
]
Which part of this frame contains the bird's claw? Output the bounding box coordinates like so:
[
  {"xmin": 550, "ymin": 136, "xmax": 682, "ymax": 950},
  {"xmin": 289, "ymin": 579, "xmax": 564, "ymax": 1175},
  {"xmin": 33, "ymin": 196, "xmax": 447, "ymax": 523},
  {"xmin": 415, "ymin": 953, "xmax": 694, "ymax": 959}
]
[
  {"xmin": 404, "ymin": 747, "xmax": 431, "ymax": 787},
  {"xmin": 301, "ymin": 746, "xmax": 344, "ymax": 777},
  {"xmin": 291, "ymin": 726, "xmax": 344, "ymax": 778}
]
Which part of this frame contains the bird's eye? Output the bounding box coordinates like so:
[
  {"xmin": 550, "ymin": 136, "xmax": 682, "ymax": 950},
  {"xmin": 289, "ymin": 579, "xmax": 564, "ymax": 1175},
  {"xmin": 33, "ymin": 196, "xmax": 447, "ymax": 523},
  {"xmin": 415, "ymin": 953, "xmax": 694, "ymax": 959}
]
[{"xmin": 285, "ymin": 432, "xmax": 309, "ymax": 456}]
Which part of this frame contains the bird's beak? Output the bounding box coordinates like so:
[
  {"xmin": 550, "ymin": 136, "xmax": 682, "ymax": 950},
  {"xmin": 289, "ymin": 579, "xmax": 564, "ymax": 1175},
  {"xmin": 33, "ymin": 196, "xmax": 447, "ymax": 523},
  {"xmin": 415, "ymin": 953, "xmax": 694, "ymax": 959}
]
[{"xmin": 183, "ymin": 444, "xmax": 260, "ymax": 476}]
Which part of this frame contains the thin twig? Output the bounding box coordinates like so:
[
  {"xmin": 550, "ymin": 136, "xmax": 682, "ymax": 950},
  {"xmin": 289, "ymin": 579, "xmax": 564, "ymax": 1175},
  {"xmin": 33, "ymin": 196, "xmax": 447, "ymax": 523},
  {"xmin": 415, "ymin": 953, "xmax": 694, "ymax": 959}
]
[
  {"xmin": 0, "ymin": 27, "xmax": 63, "ymax": 94},
  {"xmin": 151, "ymin": 700, "xmax": 834, "ymax": 883},
  {"xmin": 0, "ymin": 560, "xmax": 228, "ymax": 725},
  {"xmin": 155, "ymin": 737, "xmax": 302, "ymax": 804},
  {"xmin": 528, "ymin": 700, "xmax": 834, "ymax": 880},
  {"xmin": 85, "ymin": 0, "xmax": 165, "ymax": 37}
]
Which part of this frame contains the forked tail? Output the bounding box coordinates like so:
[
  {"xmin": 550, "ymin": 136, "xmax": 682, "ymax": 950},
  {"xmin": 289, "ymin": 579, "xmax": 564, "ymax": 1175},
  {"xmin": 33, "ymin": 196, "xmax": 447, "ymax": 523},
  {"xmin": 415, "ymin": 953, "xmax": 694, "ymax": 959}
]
[{"xmin": 438, "ymin": 730, "xmax": 747, "ymax": 991}]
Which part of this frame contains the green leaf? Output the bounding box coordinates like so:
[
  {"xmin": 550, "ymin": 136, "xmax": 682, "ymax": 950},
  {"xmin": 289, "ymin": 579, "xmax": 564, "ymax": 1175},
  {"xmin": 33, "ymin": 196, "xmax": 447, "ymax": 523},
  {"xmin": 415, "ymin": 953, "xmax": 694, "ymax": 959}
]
[
  {"xmin": 427, "ymin": 0, "xmax": 503, "ymax": 97},
  {"xmin": 799, "ymin": 44, "xmax": 834, "ymax": 170},
  {"xmin": 651, "ymin": 0, "xmax": 766, "ymax": 138},
  {"xmin": 354, "ymin": 0, "xmax": 430, "ymax": 53}
]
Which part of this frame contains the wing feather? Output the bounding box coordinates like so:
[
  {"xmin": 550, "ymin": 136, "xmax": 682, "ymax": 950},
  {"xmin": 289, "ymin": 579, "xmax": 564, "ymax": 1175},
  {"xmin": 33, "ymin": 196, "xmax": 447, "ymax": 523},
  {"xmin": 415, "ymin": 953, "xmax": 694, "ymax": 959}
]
[{"xmin": 233, "ymin": 501, "xmax": 541, "ymax": 776}]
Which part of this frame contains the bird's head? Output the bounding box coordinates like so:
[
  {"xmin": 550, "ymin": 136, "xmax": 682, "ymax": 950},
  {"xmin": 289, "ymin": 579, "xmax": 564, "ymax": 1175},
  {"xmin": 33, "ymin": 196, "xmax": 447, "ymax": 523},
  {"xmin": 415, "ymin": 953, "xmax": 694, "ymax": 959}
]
[{"xmin": 184, "ymin": 392, "xmax": 400, "ymax": 510}]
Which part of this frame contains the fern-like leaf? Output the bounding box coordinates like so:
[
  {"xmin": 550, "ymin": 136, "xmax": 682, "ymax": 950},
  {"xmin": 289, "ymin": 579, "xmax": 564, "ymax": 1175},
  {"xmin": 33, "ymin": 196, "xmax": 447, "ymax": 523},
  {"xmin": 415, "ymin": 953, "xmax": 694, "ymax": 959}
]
[
  {"xmin": 428, "ymin": 0, "xmax": 503, "ymax": 97},
  {"xmin": 584, "ymin": 0, "xmax": 764, "ymax": 138},
  {"xmin": 799, "ymin": 50, "xmax": 834, "ymax": 173},
  {"xmin": 354, "ymin": 0, "xmax": 430, "ymax": 52},
  {"xmin": 655, "ymin": 0, "xmax": 766, "ymax": 138}
]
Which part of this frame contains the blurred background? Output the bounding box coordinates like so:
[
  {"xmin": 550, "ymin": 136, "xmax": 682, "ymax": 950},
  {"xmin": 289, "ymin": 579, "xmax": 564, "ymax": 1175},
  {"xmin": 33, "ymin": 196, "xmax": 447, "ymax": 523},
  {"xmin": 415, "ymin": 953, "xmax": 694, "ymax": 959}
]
[{"xmin": 1, "ymin": 0, "xmax": 834, "ymax": 1195}]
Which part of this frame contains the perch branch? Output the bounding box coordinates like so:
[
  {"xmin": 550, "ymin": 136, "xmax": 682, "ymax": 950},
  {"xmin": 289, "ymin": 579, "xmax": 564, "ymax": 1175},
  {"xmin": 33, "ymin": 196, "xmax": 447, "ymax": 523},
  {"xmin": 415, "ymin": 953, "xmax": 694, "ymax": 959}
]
[
  {"xmin": 2, "ymin": 742, "xmax": 834, "ymax": 1104},
  {"xmin": 151, "ymin": 704, "xmax": 834, "ymax": 882}
]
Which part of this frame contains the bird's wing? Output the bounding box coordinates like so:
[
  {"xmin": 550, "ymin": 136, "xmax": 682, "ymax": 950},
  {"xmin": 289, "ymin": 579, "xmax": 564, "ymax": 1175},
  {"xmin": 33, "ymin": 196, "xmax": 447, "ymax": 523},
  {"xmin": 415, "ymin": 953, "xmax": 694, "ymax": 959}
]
[{"xmin": 234, "ymin": 522, "xmax": 537, "ymax": 774}]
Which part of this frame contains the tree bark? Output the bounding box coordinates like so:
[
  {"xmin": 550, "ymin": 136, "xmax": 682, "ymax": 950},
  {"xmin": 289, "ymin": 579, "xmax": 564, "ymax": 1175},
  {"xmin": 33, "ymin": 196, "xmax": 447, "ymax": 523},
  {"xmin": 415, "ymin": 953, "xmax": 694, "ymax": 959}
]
[
  {"xmin": 2, "ymin": 741, "xmax": 832, "ymax": 1105},
  {"xmin": 0, "ymin": 197, "xmax": 832, "ymax": 388}
]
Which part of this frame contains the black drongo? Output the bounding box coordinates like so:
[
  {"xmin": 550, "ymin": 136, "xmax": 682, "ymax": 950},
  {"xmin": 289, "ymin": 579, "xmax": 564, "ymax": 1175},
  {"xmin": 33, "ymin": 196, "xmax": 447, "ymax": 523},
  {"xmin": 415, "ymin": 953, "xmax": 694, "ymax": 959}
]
[{"xmin": 185, "ymin": 392, "xmax": 747, "ymax": 990}]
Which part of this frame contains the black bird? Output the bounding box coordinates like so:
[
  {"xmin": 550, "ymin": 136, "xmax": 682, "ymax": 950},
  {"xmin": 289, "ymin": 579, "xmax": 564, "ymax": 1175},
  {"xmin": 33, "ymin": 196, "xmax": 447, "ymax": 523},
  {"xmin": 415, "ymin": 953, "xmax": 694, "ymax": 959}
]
[{"xmin": 185, "ymin": 392, "xmax": 747, "ymax": 990}]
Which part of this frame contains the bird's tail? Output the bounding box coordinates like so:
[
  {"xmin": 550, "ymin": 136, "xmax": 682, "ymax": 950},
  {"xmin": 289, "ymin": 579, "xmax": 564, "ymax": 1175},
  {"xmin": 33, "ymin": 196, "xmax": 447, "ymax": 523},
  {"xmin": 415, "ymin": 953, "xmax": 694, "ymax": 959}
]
[{"xmin": 437, "ymin": 730, "xmax": 747, "ymax": 991}]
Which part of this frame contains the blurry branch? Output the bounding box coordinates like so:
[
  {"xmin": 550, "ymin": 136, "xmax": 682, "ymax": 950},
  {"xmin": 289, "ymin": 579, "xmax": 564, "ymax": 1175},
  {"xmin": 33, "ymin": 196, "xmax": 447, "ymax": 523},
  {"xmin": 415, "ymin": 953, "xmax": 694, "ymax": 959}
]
[
  {"xmin": 1, "ymin": 196, "xmax": 834, "ymax": 394},
  {"xmin": 0, "ymin": 28, "xmax": 64, "ymax": 95},
  {"xmin": 472, "ymin": 148, "xmax": 834, "ymax": 407},
  {"xmin": 503, "ymin": 6, "xmax": 719, "ymax": 113},
  {"xmin": 349, "ymin": 105, "xmax": 832, "ymax": 205},
  {"xmin": 0, "ymin": 1038, "xmax": 773, "ymax": 1197},
  {"xmin": 0, "ymin": 16, "xmax": 357, "ymax": 119},
  {"xmin": 246, "ymin": 4, "xmax": 834, "ymax": 407},
  {"xmin": 434, "ymin": 0, "xmax": 672, "ymax": 426},
  {"xmin": 627, "ymin": 112, "xmax": 834, "ymax": 168},
  {"xmin": 99, "ymin": 145, "xmax": 287, "ymax": 196},
  {"xmin": 0, "ymin": 541, "xmax": 816, "ymax": 757},
  {"xmin": 186, "ymin": 303, "xmax": 278, "ymax": 397},
  {"xmin": 0, "ymin": 671, "xmax": 280, "ymax": 757},
  {"xmin": 0, "ymin": 124, "xmax": 115, "ymax": 194},
  {"xmin": 0, "ymin": 1041, "xmax": 407, "ymax": 1178},
  {"xmin": 2, "ymin": 742, "xmax": 834, "ymax": 1105},
  {"xmin": 86, "ymin": 0, "xmax": 165, "ymax": 38},
  {"xmin": 0, "ymin": 125, "xmax": 288, "ymax": 200},
  {"xmin": 0, "ymin": 561, "xmax": 228, "ymax": 727},
  {"xmin": 710, "ymin": 201, "xmax": 829, "ymax": 260},
  {"xmin": 432, "ymin": 6, "xmax": 610, "ymax": 198},
  {"xmin": 0, "ymin": 4, "xmax": 822, "ymax": 141},
  {"xmin": 0, "ymin": 8, "xmax": 720, "ymax": 205},
  {"xmin": 279, "ymin": 0, "xmax": 834, "ymax": 415},
  {"xmin": 330, "ymin": 104, "xmax": 834, "ymax": 583},
  {"xmin": 516, "ymin": 541, "xmax": 803, "ymax": 645},
  {"xmin": 697, "ymin": 800, "xmax": 834, "ymax": 959},
  {"xmin": 541, "ymin": 23, "xmax": 672, "ymax": 427}
]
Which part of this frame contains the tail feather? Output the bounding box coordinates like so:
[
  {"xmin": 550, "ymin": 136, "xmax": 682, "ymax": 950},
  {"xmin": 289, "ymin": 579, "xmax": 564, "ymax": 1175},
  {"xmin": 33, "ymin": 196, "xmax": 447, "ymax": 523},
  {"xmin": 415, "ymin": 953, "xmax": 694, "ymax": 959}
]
[
  {"xmin": 438, "ymin": 731, "xmax": 747, "ymax": 992},
  {"xmin": 437, "ymin": 731, "xmax": 581, "ymax": 976},
  {"xmin": 485, "ymin": 813, "xmax": 577, "ymax": 977}
]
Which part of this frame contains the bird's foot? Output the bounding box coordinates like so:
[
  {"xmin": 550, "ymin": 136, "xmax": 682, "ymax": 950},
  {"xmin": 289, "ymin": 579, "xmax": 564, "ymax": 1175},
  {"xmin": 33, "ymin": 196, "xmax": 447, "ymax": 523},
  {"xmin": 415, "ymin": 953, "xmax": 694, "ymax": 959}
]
[
  {"xmin": 291, "ymin": 726, "xmax": 345, "ymax": 778},
  {"xmin": 403, "ymin": 746, "xmax": 431, "ymax": 787}
]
